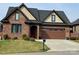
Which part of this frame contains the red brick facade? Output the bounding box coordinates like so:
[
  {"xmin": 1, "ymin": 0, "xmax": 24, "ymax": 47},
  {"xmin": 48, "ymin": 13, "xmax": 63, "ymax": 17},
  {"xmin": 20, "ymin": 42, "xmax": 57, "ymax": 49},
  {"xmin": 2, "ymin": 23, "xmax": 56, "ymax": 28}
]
[
  {"xmin": 2, "ymin": 11, "xmax": 30, "ymax": 39},
  {"xmin": 0, "ymin": 11, "xmax": 71, "ymax": 39}
]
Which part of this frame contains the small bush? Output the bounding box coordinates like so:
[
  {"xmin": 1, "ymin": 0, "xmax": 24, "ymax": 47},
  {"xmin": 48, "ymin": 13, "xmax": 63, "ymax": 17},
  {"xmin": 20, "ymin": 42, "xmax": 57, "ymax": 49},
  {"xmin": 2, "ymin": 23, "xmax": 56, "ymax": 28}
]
[
  {"xmin": 13, "ymin": 37, "xmax": 18, "ymax": 40},
  {"xmin": 22, "ymin": 34, "xmax": 30, "ymax": 40},
  {"xmin": 3, "ymin": 34, "xmax": 9, "ymax": 40},
  {"xmin": 70, "ymin": 37, "xmax": 76, "ymax": 40},
  {"xmin": 66, "ymin": 37, "xmax": 70, "ymax": 40},
  {"xmin": 76, "ymin": 37, "xmax": 79, "ymax": 40},
  {"xmin": 30, "ymin": 38, "xmax": 35, "ymax": 41}
]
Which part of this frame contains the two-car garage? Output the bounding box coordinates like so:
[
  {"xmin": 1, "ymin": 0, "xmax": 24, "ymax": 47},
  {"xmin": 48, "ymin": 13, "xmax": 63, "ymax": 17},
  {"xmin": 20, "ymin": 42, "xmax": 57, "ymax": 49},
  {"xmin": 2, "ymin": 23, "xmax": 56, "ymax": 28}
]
[{"xmin": 40, "ymin": 26, "xmax": 66, "ymax": 39}]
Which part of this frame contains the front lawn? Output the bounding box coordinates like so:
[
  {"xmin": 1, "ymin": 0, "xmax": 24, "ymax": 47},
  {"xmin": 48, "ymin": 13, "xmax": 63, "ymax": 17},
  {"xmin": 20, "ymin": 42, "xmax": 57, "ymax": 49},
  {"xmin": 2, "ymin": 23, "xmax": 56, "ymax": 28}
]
[{"xmin": 0, "ymin": 40, "xmax": 49, "ymax": 54}]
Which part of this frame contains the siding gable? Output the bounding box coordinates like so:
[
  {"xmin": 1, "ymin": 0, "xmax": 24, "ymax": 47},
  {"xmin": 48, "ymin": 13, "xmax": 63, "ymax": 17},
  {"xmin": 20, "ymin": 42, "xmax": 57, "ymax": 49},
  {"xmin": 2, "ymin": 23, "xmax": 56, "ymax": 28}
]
[
  {"xmin": 20, "ymin": 6, "xmax": 36, "ymax": 20},
  {"xmin": 45, "ymin": 12, "xmax": 63, "ymax": 23}
]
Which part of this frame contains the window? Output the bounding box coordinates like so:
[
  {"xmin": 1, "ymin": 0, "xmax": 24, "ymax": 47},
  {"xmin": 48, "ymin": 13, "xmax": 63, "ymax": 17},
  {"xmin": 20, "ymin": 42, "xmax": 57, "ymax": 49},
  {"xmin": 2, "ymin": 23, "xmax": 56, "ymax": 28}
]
[
  {"xmin": 15, "ymin": 13, "xmax": 20, "ymax": 20},
  {"xmin": 74, "ymin": 26, "xmax": 76, "ymax": 31},
  {"xmin": 70, "ymin": 30, "xmax": 73, "ymax": 33},
  {"xmin": 51, "ymin": 15, "xmax": 55, "ymax": 22},
  {"xmin": 12, "ymin": 24, "xmax": 22, "ymax": 33},
  {"xmin": 70, "ymin": 28, "xmax": 73, "ymax": 33},
  {"xmin": 0, "ymin": 24, "xmax": 3, "ymax": 32}
]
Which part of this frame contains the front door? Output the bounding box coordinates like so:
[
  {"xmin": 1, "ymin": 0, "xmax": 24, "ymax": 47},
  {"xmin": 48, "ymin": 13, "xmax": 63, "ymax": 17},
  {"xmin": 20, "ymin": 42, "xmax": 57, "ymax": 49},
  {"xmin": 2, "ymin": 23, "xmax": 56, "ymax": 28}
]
[{"xmin": 30, "ymin": 26, "xmax": 37, "ymax": 38}]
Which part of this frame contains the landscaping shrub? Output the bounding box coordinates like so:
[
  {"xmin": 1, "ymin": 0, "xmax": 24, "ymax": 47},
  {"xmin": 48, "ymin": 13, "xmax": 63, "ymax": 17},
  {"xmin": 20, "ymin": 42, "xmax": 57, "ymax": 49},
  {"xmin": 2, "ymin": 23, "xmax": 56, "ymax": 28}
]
[
  {"xmin": 70, "ymin": 37, "xmax": 76, "ymax": 40},
  {"xmin": 66, "ymin": 37, "xmax": 70, "ymax": 40},
  {"xmin": 76, "ymin": 37, "xmax": 79, "ymax": 40},
  {"xmin": 30, "ymin": 38, "xmax": 35, "ymax": 41},
  {"xmin": 13, "ymin": 37, "xmax": 18, "ymax": 40},
  {"xmin": 22, "ymin": 34, "xmax": 30, "ymax": 40},
  {"xmin": 3, "ymin": 34, "xmax": 9, "ymax": 40}
]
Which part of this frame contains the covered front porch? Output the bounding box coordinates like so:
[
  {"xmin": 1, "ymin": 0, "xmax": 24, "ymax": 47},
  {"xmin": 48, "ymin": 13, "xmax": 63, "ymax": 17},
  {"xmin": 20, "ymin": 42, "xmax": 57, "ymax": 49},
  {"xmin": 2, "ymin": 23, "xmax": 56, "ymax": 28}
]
[{"xmin": 29, "ymin": 25, "xmax": 40, "ymax": 39}]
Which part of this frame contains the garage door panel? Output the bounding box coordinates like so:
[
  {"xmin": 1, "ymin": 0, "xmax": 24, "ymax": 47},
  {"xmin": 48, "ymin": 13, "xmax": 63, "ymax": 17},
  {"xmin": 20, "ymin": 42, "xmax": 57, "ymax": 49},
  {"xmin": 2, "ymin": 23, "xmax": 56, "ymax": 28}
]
[
  {"xmin": 48, "ymin": 31, "xmax": 65, "ymax": 39},
  {"xmin": 40, "ymin": 28, "xmax": 65, "ymax": 39}
]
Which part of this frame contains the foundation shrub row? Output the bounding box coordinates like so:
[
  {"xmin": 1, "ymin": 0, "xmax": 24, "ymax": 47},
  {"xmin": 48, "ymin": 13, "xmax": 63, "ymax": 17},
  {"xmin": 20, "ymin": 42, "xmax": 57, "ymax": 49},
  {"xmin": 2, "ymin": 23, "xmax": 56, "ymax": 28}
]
[{"xmin": 2, "ymin": 34, "xmax": 35, "ymax": 41}]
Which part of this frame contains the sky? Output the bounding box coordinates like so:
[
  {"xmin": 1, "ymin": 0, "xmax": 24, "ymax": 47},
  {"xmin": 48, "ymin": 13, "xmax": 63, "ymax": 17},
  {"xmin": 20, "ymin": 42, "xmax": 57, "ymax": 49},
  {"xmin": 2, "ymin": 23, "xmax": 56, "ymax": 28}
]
[{"xmin": 0, "ymin": 3, "xmax": 79, "ymax": 22}]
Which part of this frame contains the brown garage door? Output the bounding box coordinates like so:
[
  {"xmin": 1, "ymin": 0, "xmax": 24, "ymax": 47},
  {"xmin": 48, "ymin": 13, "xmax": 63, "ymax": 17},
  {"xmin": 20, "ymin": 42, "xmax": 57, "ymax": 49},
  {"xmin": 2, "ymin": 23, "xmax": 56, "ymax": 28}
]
[{"xmin": 40, "ymin": 28, "xmax": 65, "ymax": 39}]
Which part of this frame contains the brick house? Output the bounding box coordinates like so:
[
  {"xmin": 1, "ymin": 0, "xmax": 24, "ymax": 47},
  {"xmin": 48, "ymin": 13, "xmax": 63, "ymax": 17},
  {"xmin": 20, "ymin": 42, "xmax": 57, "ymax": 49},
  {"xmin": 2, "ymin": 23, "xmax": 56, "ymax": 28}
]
[
  {"xmin": 70, "ymin": 19, "xmax": 79, "ymax": 38},
  {"xmin": 0, "ymin": 3, "xmax": 72, "ymax": 39}
]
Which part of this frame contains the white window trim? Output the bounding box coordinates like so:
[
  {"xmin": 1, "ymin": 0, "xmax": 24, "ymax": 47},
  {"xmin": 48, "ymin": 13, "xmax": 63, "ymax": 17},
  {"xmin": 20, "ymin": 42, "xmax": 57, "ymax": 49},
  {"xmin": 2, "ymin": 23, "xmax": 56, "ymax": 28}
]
[
  {"xmin": 51, "ymin": 15, "xmax": 55, "ymax": 22},
  {"xmin": 15, "ymin": 13, "xmax": 20, "ymax": 20}
]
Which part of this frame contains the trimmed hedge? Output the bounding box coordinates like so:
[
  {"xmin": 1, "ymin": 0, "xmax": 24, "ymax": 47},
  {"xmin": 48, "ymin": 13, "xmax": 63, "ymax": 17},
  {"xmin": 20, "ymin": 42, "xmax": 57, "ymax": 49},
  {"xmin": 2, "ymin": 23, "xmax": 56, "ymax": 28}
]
[
  {"xmin": 22, "ymin": 34, "xmax": 35, "ymax": 41},
  {"xmin": 22, "ymin": 34, "xmax": 30, "ymax": 40},
  {"xmin": 3, "ymin": 34, "xmax": 10, "ymax": 40},
  {"xmin": 69, "ymin": 37, "xmax": 79, "ymax": 40},
  {"xmin": 13, "ymin": 37, "xmax": 18, "ymax": 40}
]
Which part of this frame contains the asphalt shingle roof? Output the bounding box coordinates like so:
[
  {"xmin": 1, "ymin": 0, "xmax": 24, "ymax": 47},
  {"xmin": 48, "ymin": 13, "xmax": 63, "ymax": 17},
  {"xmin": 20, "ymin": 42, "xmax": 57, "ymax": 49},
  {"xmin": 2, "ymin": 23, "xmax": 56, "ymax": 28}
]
[
  {"xmin": 28, "ymin": 8, "xmax": 39, "ymax": 21},
  {"xmin": 55, "ymin": 11, "xmax": 70, "ymax": 24},
  {"xmin": 1, "ymin": 4, "xmax": 70, "ymax": 25},
  {"xmin": 38, "ymin": 10, "xmax": 52, "ymax": 22},
  {"xmin": 72, "ymin": 19, "xmax": 79, "ymax": 25}
]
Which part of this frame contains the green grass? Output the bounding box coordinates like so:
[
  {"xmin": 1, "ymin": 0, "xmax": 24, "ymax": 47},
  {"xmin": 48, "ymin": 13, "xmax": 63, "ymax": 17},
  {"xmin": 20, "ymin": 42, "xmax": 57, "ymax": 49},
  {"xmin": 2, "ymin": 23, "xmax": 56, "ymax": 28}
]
[{"xmin": 0, "ymin": 40, "xmax": 49, "ymax": 54}]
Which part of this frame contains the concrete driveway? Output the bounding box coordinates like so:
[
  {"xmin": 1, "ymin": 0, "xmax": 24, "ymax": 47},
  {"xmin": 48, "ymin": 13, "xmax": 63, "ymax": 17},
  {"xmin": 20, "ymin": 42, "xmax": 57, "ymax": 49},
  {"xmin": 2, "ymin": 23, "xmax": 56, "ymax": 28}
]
[{"xmin": 45, "ymin": 39, "xmax": 79, "ymax": 52}]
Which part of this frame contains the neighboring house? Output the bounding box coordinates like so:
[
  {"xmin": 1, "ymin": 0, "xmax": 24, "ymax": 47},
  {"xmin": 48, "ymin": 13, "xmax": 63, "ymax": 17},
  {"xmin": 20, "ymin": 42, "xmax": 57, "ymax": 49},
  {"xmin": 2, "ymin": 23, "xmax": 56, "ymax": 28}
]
[
  {"xmin": 71, "ymin": 19, "xmax": 79, "ymax": 37},
  {"xmin": 0, "ymin": 3, "xmax": 71, "ymax": 39}
]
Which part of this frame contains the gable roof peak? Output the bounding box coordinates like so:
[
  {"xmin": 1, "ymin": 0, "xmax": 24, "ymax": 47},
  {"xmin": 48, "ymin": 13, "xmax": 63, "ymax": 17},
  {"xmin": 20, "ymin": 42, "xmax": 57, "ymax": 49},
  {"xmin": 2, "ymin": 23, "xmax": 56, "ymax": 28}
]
[
  {"xmin": 53, "ymin": 9, "xmax": 55, "ymax": 11},
  {"xmin": 21, "ymin": 3, "xmax": 25, "ymax": 5},
  {"xmin": 19, "ymin": 3, "xmax": 27, "ymax": 8}
]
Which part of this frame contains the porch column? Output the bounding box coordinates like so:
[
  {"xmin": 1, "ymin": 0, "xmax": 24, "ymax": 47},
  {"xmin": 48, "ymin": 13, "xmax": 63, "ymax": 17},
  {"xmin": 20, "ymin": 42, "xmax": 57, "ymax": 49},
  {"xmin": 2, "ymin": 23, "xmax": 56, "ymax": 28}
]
[
  {"xmin": 37, "ymin": 25, "xmax": 39, "ymax": 39},
  {"xmin": 65, "ymin": 27, "xmax": 70, "ymax": 39}
]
